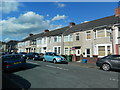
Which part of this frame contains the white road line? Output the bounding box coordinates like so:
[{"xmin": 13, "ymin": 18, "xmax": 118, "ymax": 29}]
[
  {"xmin": 26, "ymin": 61, "xmax": 39, "ymax": 65},
  {"xmin": 110, "ymin": 78, "xmax": 118, "ymax": 82},
  {"xmin": 46, "ymin": 65, "xmax": 68, "ymax": 71}
]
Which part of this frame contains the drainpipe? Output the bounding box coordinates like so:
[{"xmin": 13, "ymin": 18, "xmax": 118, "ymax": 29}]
[
  {"xmin": 111, "ymin": 25, "xmax": 115, "ymax": 54},
  {"xmin": 61, "ymin": 34, "xmax": 64, "ymax": 55}
]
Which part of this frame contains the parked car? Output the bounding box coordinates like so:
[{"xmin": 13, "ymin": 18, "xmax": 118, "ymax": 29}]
[
  {"xmin": 2, "ymin": 54, "xmax": 26, "ymax": 72},
  {"xmin": 26, "ymin": 52, "xmax": 43, "ymax": 60},
  {"xmin": 18, "ymin": 52, "xmax": 27, "ymax": 59},
  {"xmin": 43, "ymin": 52, "xmax": 68, "ymax": 64},
  {"xmin": 96, "ymin": 55, "xmax": 120, "ymax": 71}
]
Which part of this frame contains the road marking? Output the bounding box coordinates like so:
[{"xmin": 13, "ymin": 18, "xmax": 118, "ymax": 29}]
[
  {"xmin": 110, "ymin": 78, "xmax": 118, "ymax": 82},
  {"xmin": 46, "ymin": 65, "xmax": 68, "ymax": 71},
  {"xmin": 26, "ymin": 61, "xmax": 39, "ymax": 65}
]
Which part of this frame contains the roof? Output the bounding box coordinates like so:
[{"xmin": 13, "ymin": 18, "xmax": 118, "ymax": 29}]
[
  {"xmin": 6, "ymin": 40, "xmax": 19, "ymax": 44},
  {"xmin": 63, "ymin": 15, "xmax": 120, "ymax": 35},
  {"xmin": 21, "ymin": 15, "xmax": 120, "ymax": 41},
  {"xmin": 21, "ymin": 26, "xmax": 69, "ymax": 42}
]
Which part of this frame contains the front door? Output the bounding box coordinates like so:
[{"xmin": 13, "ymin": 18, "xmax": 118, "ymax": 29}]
[
  {"xmin": 86, "ymin": 49, "xmax": 90, "ymax": 57},
  {"xmin": 76, "ymin": 49, "xmax": 81, "ymax": 56}
]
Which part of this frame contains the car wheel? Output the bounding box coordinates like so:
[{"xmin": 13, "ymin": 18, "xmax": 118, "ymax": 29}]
[
  {"xmin": 102, "ymin": 63, "xmax": 111, "ymax": 71},
  {"xmin": 53, "ymin": 59, "xmax": 57, "ymax": 64},
  {"xmin": 43, "ymin": 58, "xmax": 46, "ymax": 62}
]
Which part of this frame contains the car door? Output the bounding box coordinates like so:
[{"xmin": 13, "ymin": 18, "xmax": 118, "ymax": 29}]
[
  {"xmin": 44, "ymin": 53, "xmax": 49, "ymax": 61},
  {"xmin": 110, "ymin": 55, "xmax": 120, "ymax": 69},
  {"xmin": 49, "ymin": 53, "xmax": 54, "ymax": 62}
]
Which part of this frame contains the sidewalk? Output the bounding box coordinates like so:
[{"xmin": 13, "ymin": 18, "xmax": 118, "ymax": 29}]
[{"xmin": 68, "ymin": 61, "xmax": 98, "ymax": 69}]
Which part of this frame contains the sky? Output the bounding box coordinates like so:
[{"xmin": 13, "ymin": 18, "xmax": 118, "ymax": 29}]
[{"xmin": 0, "ymin": 0, "xmax": 119, "ymax": 42}]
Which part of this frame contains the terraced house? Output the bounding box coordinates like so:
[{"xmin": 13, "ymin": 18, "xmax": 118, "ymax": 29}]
[{"xmin": 17, "ymin": 6, "xmax": 120, "ymax": 58}]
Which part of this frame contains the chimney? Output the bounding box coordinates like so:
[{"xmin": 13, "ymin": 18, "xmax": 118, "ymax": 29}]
[
  {"xmin": 115, "ymin": 6, "xmax": 120, "ymax": 17},
  {"xmin": 70, "ymin": 22, "xmax": 75, "ymax": 27},
  {"xmin": 44, "ymin": 29, "xmax": 49, "ymax": 33},
  {"xmin": 29, "ymin": 33, "xmax": 33, "ymax": 36}
]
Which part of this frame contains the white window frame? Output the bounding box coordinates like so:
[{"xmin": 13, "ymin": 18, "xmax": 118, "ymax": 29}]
[
  {"xmin": 86, "ymin": 31, "xmax": 91, "ymax": 40},
  {"xmin": 96, "ymin": 29, "xmax": 106, "ymax": 38},
  {"xmin": 96, "ymin": 44, "xmax": 112, "ymax": 58},
  {"xmin": 53, "ymin": 46, "xmax": 61, "ymax": 54},
  {"xmin": 76, "ymin": 33, "xmax": 79, "ymax": 41}
]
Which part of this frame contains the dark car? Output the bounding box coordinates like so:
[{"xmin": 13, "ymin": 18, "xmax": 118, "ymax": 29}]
[
  {"xmin": 18, "ymin": 52, "xmax": 27, "ymax": 59},
  {"xmin": 96, "ymin": 55, "xmax": 120, "ymax": 71},
  {"xmin": 26, "ymin": 52, "xmax": 43, "ymax": 60},
  {"xmin": 2, "ymin": 54, "xmax": 26, "ymax": 72}
]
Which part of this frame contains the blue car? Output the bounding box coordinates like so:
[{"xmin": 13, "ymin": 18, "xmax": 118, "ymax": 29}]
[
  {"xmin": 43, "ymin": 52, "xmax": 67, "ymax": 64},
  {"xmin": 2, "ymin": 54, "xmax": 26, "ymax": 72}
]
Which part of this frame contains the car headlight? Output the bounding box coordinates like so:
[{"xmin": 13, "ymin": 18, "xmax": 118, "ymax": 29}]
[{"xmin": 23, "ymin": 55, "xmax": 25, "ymax": 56}]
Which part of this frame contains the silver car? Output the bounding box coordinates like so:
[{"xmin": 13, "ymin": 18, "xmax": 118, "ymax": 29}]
[{"xmin": 96, "ymin": 55, "xmax": 120, "ymax": 71}]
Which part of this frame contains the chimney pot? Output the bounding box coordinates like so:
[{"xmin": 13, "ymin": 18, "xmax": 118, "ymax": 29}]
[
  {"xmin": 115, "ymin": 6, "xmax": 120, "ymax": 17},
  {"xmin": 44, "ymin": 29, "xmax": 49, "ymax": 33},
  {"xmin": 70, "ymin": 22, "xmax": 75, "ymax": 27},
  {"xmin": 29, "ymin": 33, "xmax": 33, "ymax": 36}
]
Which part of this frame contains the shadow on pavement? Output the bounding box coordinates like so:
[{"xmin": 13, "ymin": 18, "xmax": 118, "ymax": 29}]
[
  {"xmin": 2, "ymin": 73, "xmax": 31, "ymax": 89},
  {"xmin": 2, "ymin": 63, "xmax": 40, "ymax": 89}
]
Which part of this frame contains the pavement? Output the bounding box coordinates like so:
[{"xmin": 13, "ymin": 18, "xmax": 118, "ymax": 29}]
[{"xmin": 68, "ymin": 61, "xmax": 97, "ymax": 69}]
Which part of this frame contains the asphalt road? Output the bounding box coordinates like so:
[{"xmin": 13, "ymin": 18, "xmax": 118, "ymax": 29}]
[{"xmin": 2, "ymin": 60, "xmax": 120, "ymax": 89}]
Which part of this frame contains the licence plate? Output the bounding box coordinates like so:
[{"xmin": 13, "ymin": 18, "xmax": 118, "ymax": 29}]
[{"xmin": 14, "ymin": 62, "xmax": 22, "ymax": 64}]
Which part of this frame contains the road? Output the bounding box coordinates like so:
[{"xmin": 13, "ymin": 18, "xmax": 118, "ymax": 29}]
[{"xmin": 2, "ymin": 60, "xmax": 119, "ymax": 89}]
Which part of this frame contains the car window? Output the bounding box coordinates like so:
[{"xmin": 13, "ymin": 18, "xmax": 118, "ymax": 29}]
[
  {"xmin": 45, "ymin": 53, "xmax": 48, "ymax": 55},
  {"xmin": 49, "ymin": 53, "xmax": 53, "ymax": 56},
  {"xmin": 111, "ymin": 55, "xmax": 120, "ymax": 60},
  {"xmin": 53, "ymin": 53, "xmax": 59, "ymax": 56},
  {"xmin": 34, "ymin": 53, "xmax": 39, "ymax": 55}
]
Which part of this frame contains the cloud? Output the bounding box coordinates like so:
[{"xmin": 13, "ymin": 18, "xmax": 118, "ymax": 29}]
[
  {"xmin": 5, "ymin": 37, "xmax": 10, "ymax": 41},
  {"xmin": 52, "ymin": 14, "xmax": 67, "ymax": 21},
  {"xmin": 0, "ymin": 11, "xmax": 63, "ymax": 41},
  {"xmin": 55, "ymin": 2, "xmax": 66, "ymax": 8},
  {"xmin": 46, "ymin": 14, "xmax": 49, "ymax": 17},
  {"xmin": 0, "ymin": 0, "xmax": 20, "ymax": 14}
]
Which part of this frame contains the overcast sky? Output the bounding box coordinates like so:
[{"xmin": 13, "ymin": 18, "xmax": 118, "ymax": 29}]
[{"xmin": 0, "ymin": 0, "xmax": 119, "ymax": 42}]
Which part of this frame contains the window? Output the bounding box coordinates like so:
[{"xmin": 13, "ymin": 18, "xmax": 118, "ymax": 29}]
[
  {"xmin": 65, "ymin": 48, "xmax": 68, "ymax": 55},
  {"xmin": 64, "ymin": 36, "xmax": 69, "ymax": 42},
  {"xmin": 43, "ymin": 38, "xmax": 46, "ymax": 44},
  {"xmin": 58, "ymin": 47, "xmax": 61, "ymax": 54},
  {"xmin": 53, "ymin": 47, "xmax": 61, "ymax": 54},
  {"xmin": 54, "ymin": 36, "xmax": 57, "ymax": 42},
  {"xmin": 58, "ymin": 36, "xmax": 61, "ymax": 42},
  {"xmin": 107, "ymin": 46, "xmax": 111, "ymax": 55},
  {"xmin": 76, "ymin": 33, "xmax": 79, "ymax": 40},
  {"xmin": 69, "ymin": 34, "xmax": 73, "ymax": 41},
  {"xmin": 86, "ymin": 31, "xmax": 91, "ymax": 39},
  {"xmin": 97, "ymin": 30, "xmax": 105, "ymax": 38},
  {"xmin": 106, "ymin": 29, "xmax": 111, "ymax": 37},
  {"xmin": 54, "ymin": 47, "xmax": 57, "ymax": 53},
  {"xmin": 98, "ymin": 46, "xmax": 105, "ymax": 56}
]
